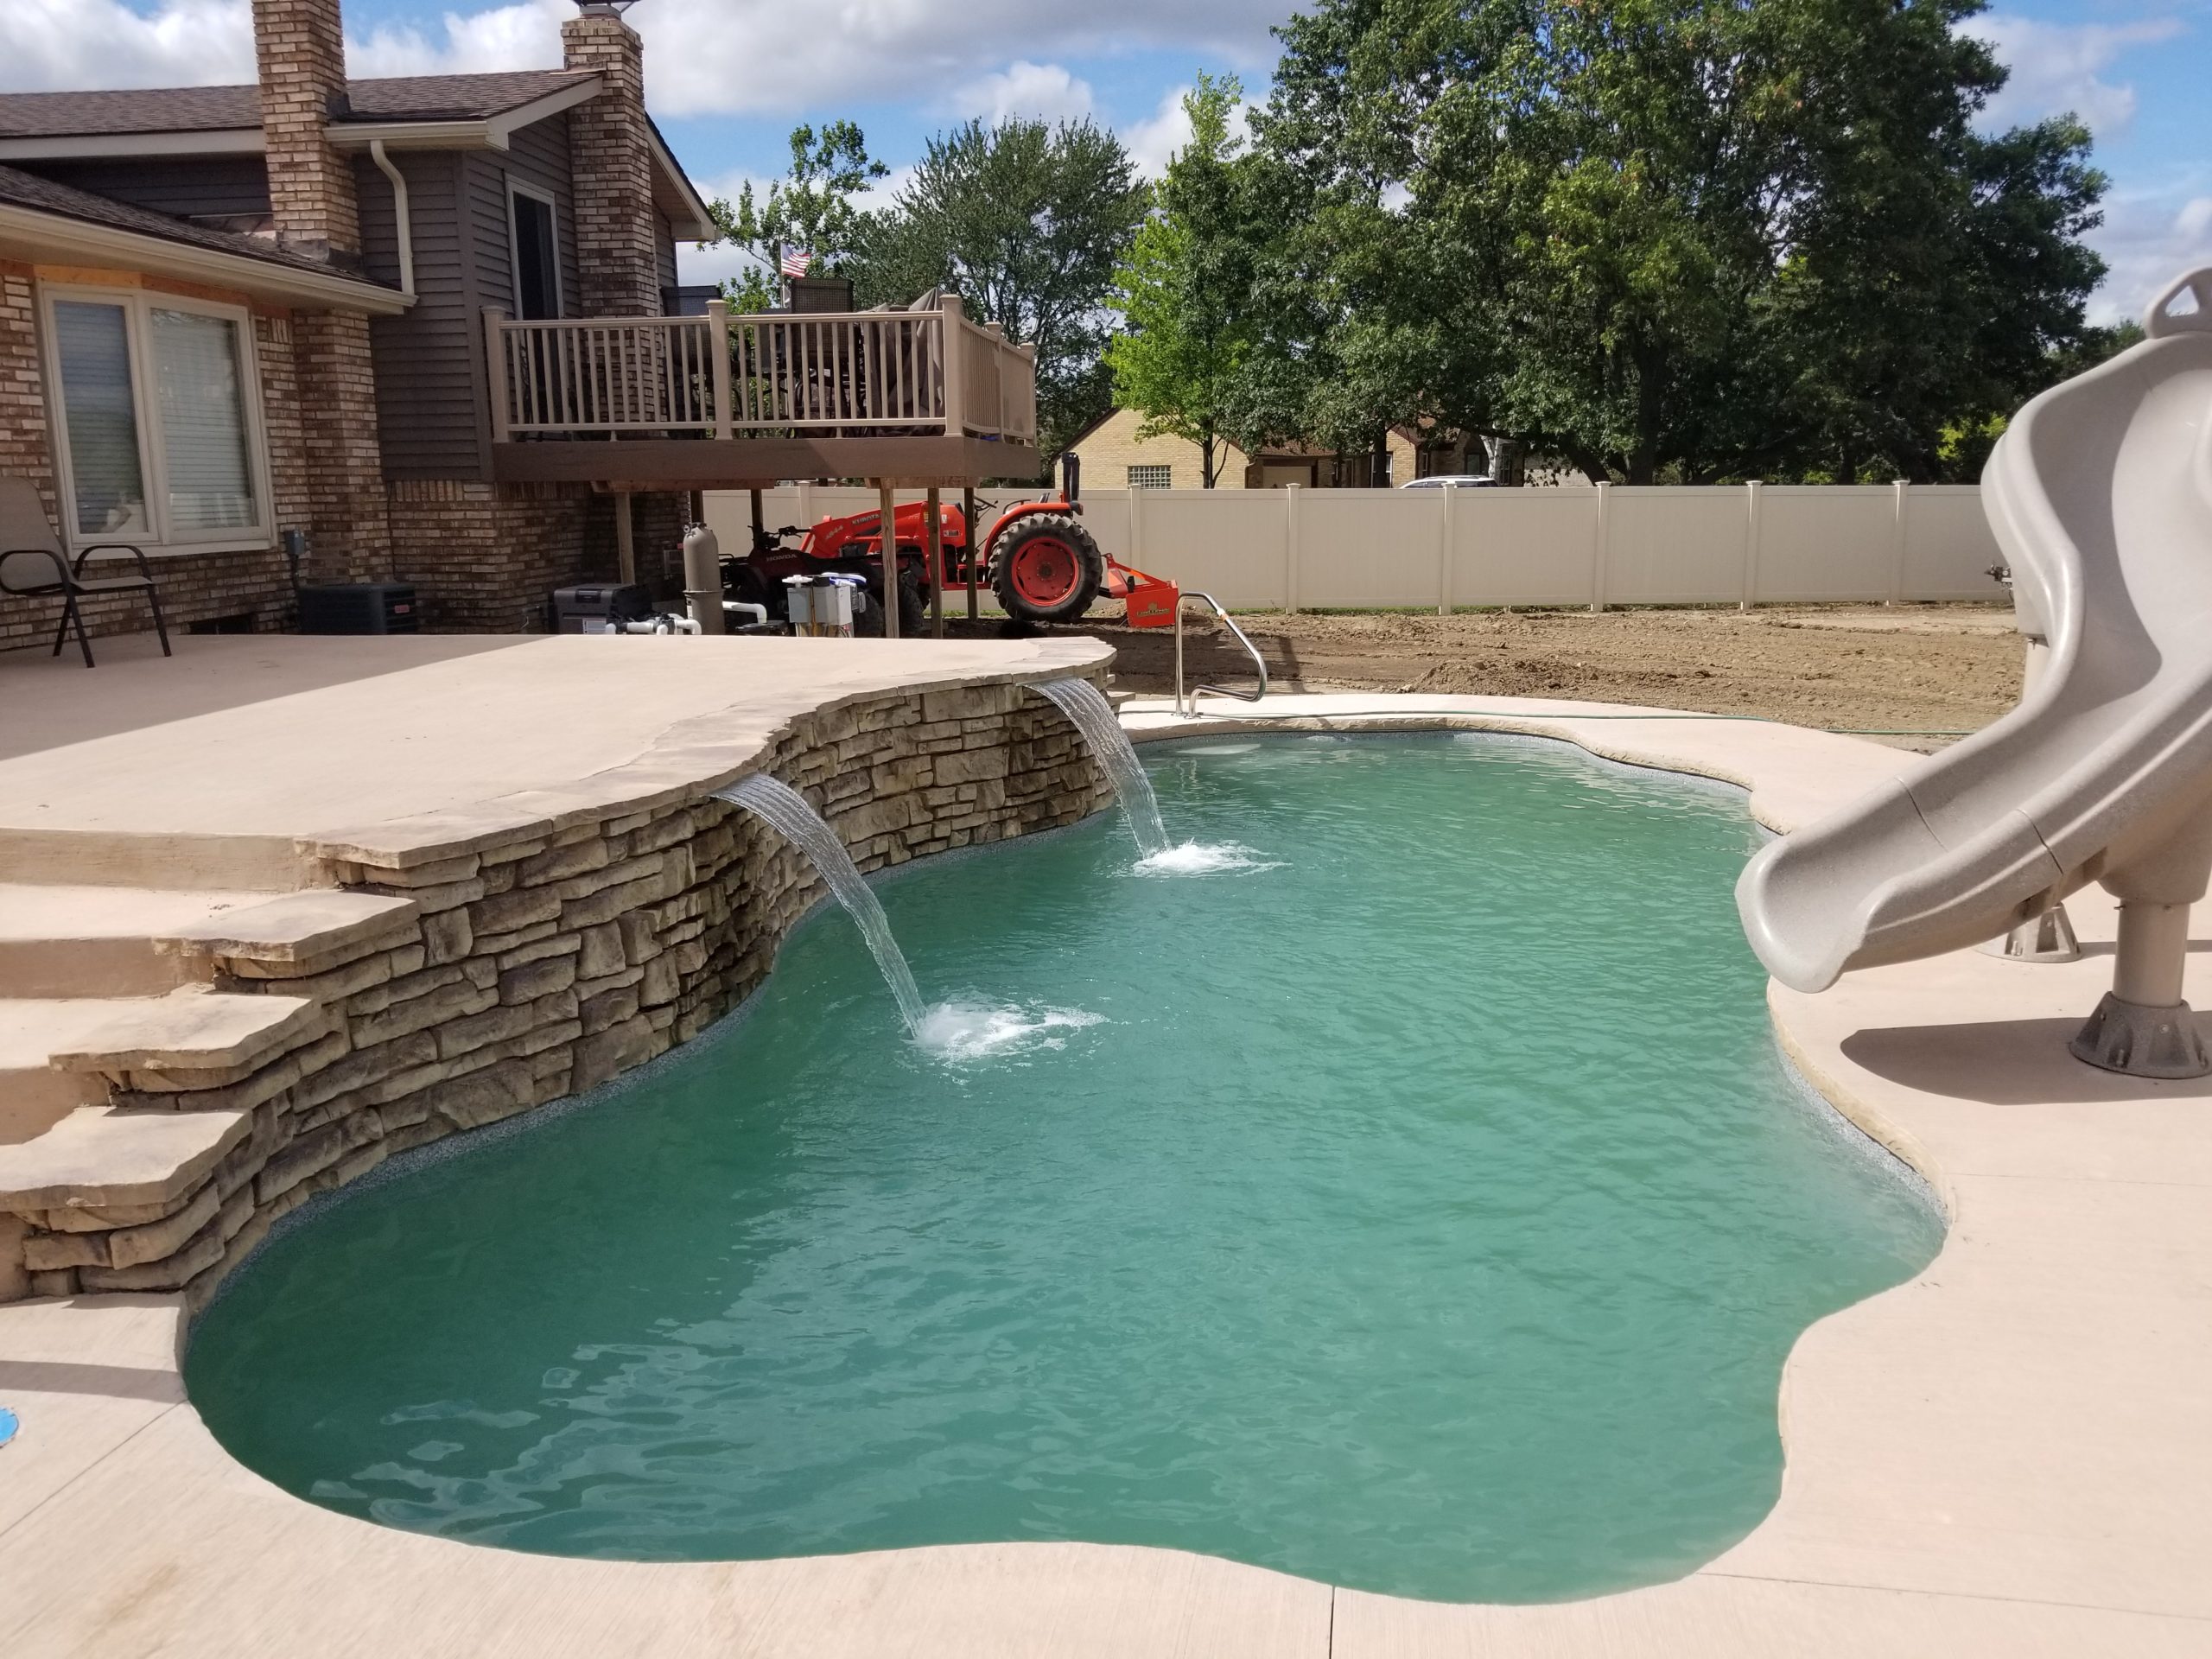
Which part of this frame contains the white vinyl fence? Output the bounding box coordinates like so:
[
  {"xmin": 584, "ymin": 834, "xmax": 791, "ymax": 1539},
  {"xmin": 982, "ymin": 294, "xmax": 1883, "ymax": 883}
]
[{"xmin": 704, "ymin": 481, "xmax": 2005, "ymax": 612}]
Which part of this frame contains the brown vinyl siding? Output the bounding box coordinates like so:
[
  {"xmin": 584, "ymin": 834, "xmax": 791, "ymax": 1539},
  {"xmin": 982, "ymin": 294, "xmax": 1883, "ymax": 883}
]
[
  {"xmin": 356, "ymin": 149, "xmax": 486, "ymax": 481},
  {"xmin": 654, "ymin": 208, "xmax": 676, "ymax": 301},
  {"xmin": 14, "ymin": 156, "xmax": 270, "ymax": 219},
  {"xmin": 356, "ymin": 112, "xmax": 581, "ymax": 482}
]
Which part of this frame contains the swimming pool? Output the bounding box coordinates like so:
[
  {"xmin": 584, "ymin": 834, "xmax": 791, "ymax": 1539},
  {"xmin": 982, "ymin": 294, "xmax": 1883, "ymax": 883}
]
[{"xmin": 187, "ymin": 733, "xmax": 1941, "ymax": 1603}]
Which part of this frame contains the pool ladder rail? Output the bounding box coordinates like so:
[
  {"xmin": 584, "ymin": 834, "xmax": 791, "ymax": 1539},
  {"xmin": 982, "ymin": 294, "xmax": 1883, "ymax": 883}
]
[{"xmin": 1172, "ymin": 591, "xmax": 1269, "ymax": 717}]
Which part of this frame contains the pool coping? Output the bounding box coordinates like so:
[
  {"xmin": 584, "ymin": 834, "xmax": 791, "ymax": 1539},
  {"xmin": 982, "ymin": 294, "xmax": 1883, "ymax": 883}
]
[{"xmin": 4, "ymin": 691, "xmax": 2209, "ymax": 1657}]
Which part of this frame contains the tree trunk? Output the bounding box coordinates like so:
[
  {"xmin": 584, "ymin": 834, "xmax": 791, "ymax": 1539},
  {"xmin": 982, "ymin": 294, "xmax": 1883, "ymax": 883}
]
[
  {"xmin": 1201, "ymin": 425, "xmax": 1217, "ymax": 489},
  {"xmin": 1628, "ymin": 340, "xmax": 1664, "ymax": 486}
]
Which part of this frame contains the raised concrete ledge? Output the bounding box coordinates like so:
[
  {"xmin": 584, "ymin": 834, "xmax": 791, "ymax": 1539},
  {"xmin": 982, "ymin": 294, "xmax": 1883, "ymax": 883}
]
[
  {"xmin": 2, "ymin": 693, "xmax": 2204, "ymax": 1656},
  {"xmin": 0, "ymin": 634, "xmax": 1113, "ymax": 887}
]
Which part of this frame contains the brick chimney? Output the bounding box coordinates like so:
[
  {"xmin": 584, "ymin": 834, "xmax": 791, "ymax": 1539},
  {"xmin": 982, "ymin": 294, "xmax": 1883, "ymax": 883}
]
[
  {"xmin": 252, "ymin": 0, "xmax": 390, "ymax": 578},
  {"xmin": 252, "ymin": 0, "xmax": 359, "ymax": 262},
  {"xmin": 563, "ymin": 2, "xmax": 664, "ymax": 316}
]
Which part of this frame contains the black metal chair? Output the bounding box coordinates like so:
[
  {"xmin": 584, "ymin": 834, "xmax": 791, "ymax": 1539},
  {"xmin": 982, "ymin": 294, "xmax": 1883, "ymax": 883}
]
[{"xmin": 0, "ymin": 478, "xmax": 169, "ymax": 666}]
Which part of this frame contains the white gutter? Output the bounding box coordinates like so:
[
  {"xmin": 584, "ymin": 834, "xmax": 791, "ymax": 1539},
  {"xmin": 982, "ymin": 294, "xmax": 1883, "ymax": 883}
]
[
  {"xmin": 366, "ymin": 139, "xmax": 415, "ymax": 298},
  {"xmin": 0, "ymin": 201, "xmax": 411, "ymax": 314}
]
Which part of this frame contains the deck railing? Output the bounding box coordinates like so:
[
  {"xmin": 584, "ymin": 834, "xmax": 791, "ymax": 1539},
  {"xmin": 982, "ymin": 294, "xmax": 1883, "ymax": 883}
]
[{"xmin": 484, "ymin": 295, "xmax": 1037, "ymax": 445}]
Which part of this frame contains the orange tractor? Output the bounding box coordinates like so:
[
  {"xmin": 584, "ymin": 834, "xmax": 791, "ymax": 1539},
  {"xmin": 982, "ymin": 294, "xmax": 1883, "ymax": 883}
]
[{"xmin": 722, "ymin": 455, "xmax": 1180, "ymax": 632}]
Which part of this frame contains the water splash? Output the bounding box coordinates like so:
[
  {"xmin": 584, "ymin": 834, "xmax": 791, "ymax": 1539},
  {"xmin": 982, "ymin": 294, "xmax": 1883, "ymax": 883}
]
[
  {"xmin": 913, "ymin": 1001, "xmax": 1105, "ymax": 1063},
  {"xmin": 715, "ymin": 773, "xmax": 926, "ymax": 1038},
  {"xmin": 1028, "ymin": 677, "xmax": 1169, "ymax": 858},
  {"xmin": 1134, "ymin": 842, "xmax": 1283, "ymax": 878}
]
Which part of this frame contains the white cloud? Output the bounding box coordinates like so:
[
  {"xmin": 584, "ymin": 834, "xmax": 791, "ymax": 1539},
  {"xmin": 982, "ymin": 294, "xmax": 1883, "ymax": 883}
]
[
  {"xmin": 0, "ymin": 0, "xmax": 251, "ymax": 91},
  {"xmin": 629, "ymin": 1, "xmax": 1280, "ymax": 119},
  {"xmin": 2086, "ymin": 186, "xmax": 2212, "ymax": 324},
  {"xmin": 1962, "ymin": 14, "xmax": 2183, "ymax": 137},
  {"xmin": 346, "ymin": 0, "xmax": 566, "ymax": 79},
  {"xmin": 950, "ymin": 60, "xmax": 1093, "ymax": 126}
]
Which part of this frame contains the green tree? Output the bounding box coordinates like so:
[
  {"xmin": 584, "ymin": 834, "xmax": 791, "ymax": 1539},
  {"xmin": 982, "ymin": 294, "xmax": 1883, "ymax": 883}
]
[
  {"xmin": 1106, "ymin": 76, "xmax": 1265, "ymax": 487},
  {"xmin": 1253, "ymin": 0, "xmax": 2109, "ymax": 484},
  {"xmin": 703, "ymin": 121, "xmax": 888, "ymax": 308},
  {"xmin": 851, "ymin": 117, "xmax": 1148, "ymax": 458}
]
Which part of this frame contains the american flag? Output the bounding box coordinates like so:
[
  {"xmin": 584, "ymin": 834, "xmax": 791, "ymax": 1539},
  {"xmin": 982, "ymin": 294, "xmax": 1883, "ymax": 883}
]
[{"xmin": 779, "ymin": 248, "xmax": 812, "ymax": 279}]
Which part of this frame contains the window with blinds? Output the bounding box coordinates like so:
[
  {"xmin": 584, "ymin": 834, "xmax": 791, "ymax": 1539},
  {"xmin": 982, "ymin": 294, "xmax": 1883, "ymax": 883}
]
[
  {"xmin": 52, "ymin": 300, "xmax": 149, "ymax": 537},
  {"xmin": 151, "ymin": 308, "xmax": 257, "ymax": 533},
  {"xmin": 42, "ymin": 287, "xmax": 267, "ymax": 549}
]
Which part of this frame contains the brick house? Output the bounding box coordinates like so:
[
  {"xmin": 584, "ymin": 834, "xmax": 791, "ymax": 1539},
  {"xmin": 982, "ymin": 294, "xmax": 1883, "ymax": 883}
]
[{"xmin": 0, "ymin": 0, "xmax": 713, "ymax": 645}]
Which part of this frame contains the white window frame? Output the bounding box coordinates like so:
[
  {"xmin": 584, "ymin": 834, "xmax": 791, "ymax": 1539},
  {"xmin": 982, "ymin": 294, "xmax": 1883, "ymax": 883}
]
[
  {"xmin": 1127, "ymin": 463, "xmax": 1173, "ymax": 490},
  {"xmin": 37, "ymin": 282, "xmax": 276, "ymax": 556},
  {"xmin": 507, "ymin": 179, "xmax": 563, "ymax": 321}
]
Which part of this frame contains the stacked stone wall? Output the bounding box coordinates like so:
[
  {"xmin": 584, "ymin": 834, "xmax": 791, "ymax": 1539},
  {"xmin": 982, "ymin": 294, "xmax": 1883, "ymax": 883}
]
[{"xmin": 8, "ymin": 677, "xmax": 1109, "ymax": 1305}]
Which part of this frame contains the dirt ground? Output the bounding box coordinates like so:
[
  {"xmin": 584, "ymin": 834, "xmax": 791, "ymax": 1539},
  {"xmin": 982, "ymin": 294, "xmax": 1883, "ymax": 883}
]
[{"xmin": 937, "ymin": 603, "xmax": 2024, "ymax": 751}]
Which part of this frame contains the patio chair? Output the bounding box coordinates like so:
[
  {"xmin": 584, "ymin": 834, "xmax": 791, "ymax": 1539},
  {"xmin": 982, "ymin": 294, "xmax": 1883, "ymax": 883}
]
[{"xmin": 0, "ymin": 478, "xmax": 169, "ymax": 666}]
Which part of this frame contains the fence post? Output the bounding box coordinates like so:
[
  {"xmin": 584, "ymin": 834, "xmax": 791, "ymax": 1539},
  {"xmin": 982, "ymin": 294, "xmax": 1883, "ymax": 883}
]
[
  {"xmin": 1740, "ymin": 480, "xmax": 1763, "ymax": 611},
  {"xmin": 705, "ymin": 298, "xmax": 733, "ymax": 440},
  {"xmin": 940, "ymin": 294, "xmax": 967, "ymax": 438},
  {"xmin": 796, "ymin": 480, "xmax": 813, "ymax": 531},
  {"xmin": 1436, "ymin": 483, "xmax": 1455, "ymax": 616},
  {"xmin": 1284, "ymin": 482, "xmax": 1302, "ymax": 613},
  {"xmin": 481, "ymin": 308, "xmax": 510, "ymax": 442},
  {"xmin": 1589, "ymin": 481, "xmax": 1611, "ymax": 613},
  {"xmin": 1129, "ymin": 482, "xmax": 1146, "ymax": 592},
  {"xmin": 1888, "ymin": 480, "xmax": 1910, "ymax": 605}
]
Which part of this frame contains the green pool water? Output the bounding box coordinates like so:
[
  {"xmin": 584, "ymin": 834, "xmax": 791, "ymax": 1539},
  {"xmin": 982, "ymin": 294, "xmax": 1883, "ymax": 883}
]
[{"xmin": 187, "ymin": 734, "xmax": 1941, "ymax": 1603}]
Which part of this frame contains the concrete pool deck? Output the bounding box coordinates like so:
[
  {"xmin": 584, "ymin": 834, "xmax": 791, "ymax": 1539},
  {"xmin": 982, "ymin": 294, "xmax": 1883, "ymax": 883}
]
[{"xmin": 2, "ymin": 677, "xmax": 2208, "ymax": 1656}]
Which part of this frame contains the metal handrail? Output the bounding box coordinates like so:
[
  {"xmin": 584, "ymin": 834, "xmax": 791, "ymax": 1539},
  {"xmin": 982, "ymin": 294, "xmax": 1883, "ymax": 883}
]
[{"xmin": 1173, "ymin": 591, "xmax": 1269, "ymax": 715}]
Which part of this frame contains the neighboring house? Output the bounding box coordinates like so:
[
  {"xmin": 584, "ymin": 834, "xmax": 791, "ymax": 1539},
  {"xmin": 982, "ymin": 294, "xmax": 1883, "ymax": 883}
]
[
  {"xmin": 1065, "ymin": 408, "xmax": 1485, "ymax": 490},
  {"xmin": 0, "ymin": 0, "xmax": 714, "ymax": 644}
]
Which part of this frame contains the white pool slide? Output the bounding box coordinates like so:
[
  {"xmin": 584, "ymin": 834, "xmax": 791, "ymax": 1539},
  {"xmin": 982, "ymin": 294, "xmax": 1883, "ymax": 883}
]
[{"xmin": 1738, "ymin": 267, "xmax": 2212, "ymax": 1073}]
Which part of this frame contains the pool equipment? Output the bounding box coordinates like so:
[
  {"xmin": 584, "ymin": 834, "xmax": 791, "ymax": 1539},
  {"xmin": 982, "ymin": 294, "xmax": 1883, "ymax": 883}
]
[
  {"xmin": 715, "ymin": 773, "xmax": 925, "ymax": 1036},
  {"xmin": 1027, "ymin": 677, "xmax": 1169, "ymax": 858},
  {"xmin": 1738, "ymin": 265, "xmax": 2212, "ymax": 1077},
  {"xmin": 782, "ymin": 573, "xmax": 864, "ymax": 639}
]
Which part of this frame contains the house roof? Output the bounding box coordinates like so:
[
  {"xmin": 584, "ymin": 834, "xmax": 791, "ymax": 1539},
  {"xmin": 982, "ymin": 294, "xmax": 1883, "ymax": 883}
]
[
  {"xmin": 0, "ymin": 69, "xmax": 715, "ymax": 240},
  {"xmin": 0, "ymin": 72, "xmax": 597, "ymax": 139},
  {"xmin": 0, "ymin": 162, "xmax": 407, "ymax": 313}
]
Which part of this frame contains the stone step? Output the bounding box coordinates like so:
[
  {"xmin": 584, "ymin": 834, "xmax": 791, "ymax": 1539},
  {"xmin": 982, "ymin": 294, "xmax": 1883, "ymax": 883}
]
[
  {"xmin": 0, "ymin": 884, "xmax": 281, "ymax": 998},
  {"xmin": 0, "ymin": 988, "xmax": 316, "ymax": 1147}
]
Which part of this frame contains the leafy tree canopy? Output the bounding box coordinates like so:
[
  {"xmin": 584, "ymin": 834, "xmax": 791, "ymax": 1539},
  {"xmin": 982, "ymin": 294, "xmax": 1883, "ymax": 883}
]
[
  {"xmin": 1107, "ymin": 75, "xmax": 1265, "ymax": 486},
  {"xmin": 1245, "ymin": 0, "xmax": 2110, "ymax": 483},
  {"xmin": 852, "ymin": 117, "xmax": 1149, "ymax": 457},
  {"xmin": 704, "ymin": 121, "xmax": 888, "ymax": 310}
]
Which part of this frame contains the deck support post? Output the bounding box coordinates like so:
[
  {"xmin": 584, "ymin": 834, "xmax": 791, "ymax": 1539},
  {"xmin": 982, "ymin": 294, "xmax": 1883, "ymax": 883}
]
[
  {"xmin": 926, "ymin": 486, "xmax": 944, "ymax": 638},
  {"xmin": 613, "ymin": 491, "xmax": 636, "ymax": 586},
  {"xmin": 963, "ymin": 486, "xmax": 979, "ymax": 620},
  {"xmin": 876, "ymin": 479, "xmax": 901, "ymax": 639}
]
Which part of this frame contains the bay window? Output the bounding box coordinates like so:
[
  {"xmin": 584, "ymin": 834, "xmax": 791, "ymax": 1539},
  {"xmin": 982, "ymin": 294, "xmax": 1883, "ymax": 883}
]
[{"xmin": 41, "ymin": 286, "xmax": 270, "ymax": 550}]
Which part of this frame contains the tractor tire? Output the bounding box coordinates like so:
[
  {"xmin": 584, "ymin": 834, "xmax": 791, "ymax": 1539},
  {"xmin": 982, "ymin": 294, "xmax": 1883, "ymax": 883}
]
[{"xmin": 992, "ymin": 514, "xmax": 1103, "ymax": 626}]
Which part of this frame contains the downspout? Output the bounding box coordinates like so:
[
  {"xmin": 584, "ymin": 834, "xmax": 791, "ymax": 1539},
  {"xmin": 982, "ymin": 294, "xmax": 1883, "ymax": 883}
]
[{"xmin": 367, "ymin": 140, "xmax": 415, "ymax": 298}]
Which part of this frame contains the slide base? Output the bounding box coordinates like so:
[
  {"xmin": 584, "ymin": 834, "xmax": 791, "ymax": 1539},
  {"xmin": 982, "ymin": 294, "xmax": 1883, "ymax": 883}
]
[
  {"xmin": 2069, "ymin": 992, "xmax": 2212, "ymax": 1079},
  {"xmin": 1979, "ymin": 903, "xmax": 2082, "ymax": 964}
]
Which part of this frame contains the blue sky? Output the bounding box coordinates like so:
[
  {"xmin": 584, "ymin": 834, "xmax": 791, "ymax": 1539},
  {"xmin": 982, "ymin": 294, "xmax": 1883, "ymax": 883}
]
[{"xmin": 5, "ymin": 0, "xmax": 2208, "ymax": 320}]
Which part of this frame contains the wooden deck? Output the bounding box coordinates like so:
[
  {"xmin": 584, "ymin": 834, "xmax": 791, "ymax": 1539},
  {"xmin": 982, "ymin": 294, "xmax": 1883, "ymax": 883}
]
[{"xmin": 483, "ymin": 295, "xmax": 1039, "ymax": 487}]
